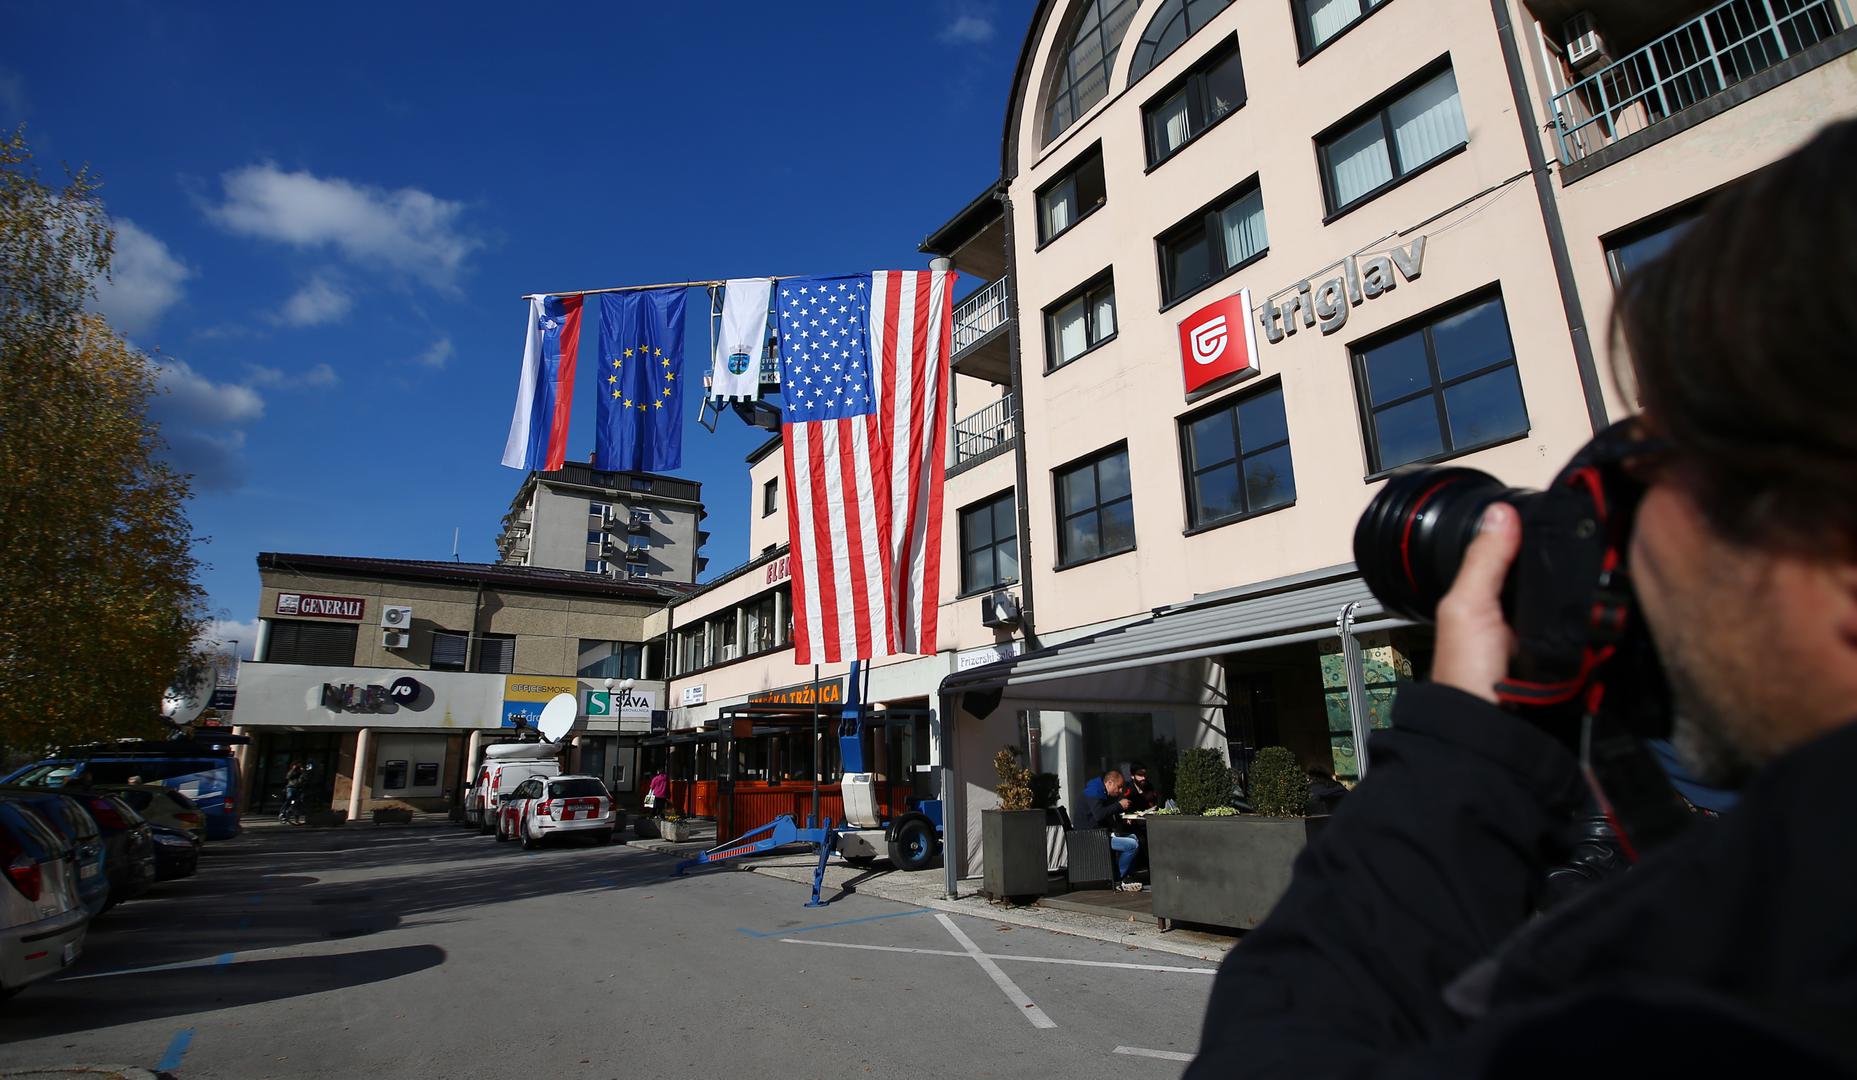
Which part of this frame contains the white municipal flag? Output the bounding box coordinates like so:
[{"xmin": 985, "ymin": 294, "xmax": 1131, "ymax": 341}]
[{"xmin": 709, "ymin": 277, "xmax": 772, "ymax": 402}]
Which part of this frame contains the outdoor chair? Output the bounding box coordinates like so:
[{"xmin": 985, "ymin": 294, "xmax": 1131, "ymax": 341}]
[{"xmin": 1058, "ymin": 807, "xmax": 1114, "ymax": 889}]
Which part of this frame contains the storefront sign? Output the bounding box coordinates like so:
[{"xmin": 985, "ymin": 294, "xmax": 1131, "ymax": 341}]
[
  {"xmin": 586, "ymin": 689, "xmax": 656, "ymax": 717},
  {"xmin": 501, "ymin": 675, "xmax": 578, "ymax": 729},
  {"xmin": 320, "ymin": 683, "xmax": 396, "ymax": 712},
  {"xmin": 1257, "ymin": 235, "xmax": 1426, "ymax": 342},
  {"xmin": 1178, "ymin": 288, "xmax": 1261, "ymax": 399},
  {"xmin": 680, "ymin": 685, "xmax": 706, "ymax": 706},
  {"xmin": 747, "ymin": 679, "xmax": 844, "ymax": 707},
  {"xmin": 275, "ymin": 592, "xmax": 365, "ymax": 619},
  {"xmin": 765, "ymin": 553, "xmax": 791, "ymax": 586},
  {"xmin": 956, "ymin": 641, "xmax": 1021, "ymax": 672}
]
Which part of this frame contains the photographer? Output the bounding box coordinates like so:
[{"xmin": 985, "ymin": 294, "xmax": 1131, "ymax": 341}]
[{"xmin": 1187, "ymin": 122, "xmax": 1857, "ymax": 1076}]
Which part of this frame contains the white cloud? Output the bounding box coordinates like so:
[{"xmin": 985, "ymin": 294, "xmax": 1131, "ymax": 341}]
[
  {"xmin": 201, "ymin": 618, "xmax": 259, "ymax": 660},
  {"xmin": 206, "ymin": 163, "xmax": 479, "ymax": 289},
  {"xmin": 90, "ymin": 219, "xmax": 192, "ymax": 334},
  {"xmin": 246, "ymin": 362, "xmax": 339, "ymax": 390},
  {"xmin": 413, "ymin": 337, "xmax": 453, "ymax": 370},
  {"xmin": 940, "ymin": 13, "xmax": 995, "ymax": 43},
  {"xmin": 152, "ymin": 358, "xmax": 264, "ymax": 425},
  {"xmin": 277, "ymin": 275, "xmax": 352, "ymax": 326}
]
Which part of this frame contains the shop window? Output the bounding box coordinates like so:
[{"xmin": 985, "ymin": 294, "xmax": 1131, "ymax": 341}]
[
  {"xmin": 1128, "ymin": 0, "xmax": 1235, "ymax": 85},
  {"xmin": 1319, "ymin": 62, "xmax": 1466, "ymax": 216},
  {"xmin": 473, "ymin": 634, "xmax": 516, "ymax": 674},
  {"xmin": 744, "ymin": 593, "xmax": 777, "ymax": 654},
  {"xmin": 430, "ymin": 630, "xmax": 468, "ymax": 671},
  {"xmin": 1037, "ymin": 144, "xmax": 1107, "ymax": 245},
  {"xmin": 1143, "ymin": 36, "xmax": 1246, "ymax": 167},
  {"xmin": 1352, "ymin": 289, "xmax": 1528, "ymax": 474},
  {"xmin": 265, "ymin": 620, "xmax": 358, "ymax": 667},
  {"xmin": 960, "ymin": 490, "xmax": 1020, "ymax": 595},
  {"xmin": 1158, "ymin": 178, "xmax": 1267, "ymax": 307},
  {"xmin": 1044, "ymin": 272, "xmax": 1117, "ymax": 370},
  {"xmin": 1295, "ymin": 0, "xmax": 1392, "ymax": 56},
  {"xmin": 1179, "ymin": 380, "xmax": 1295, "ymax": 530},
  {"xmin": 1043, "ymin": 0, "xmax": 1140, "ymax": 144},
  {"xmin": 1054, "ymin": 443, "xmax": 1136, "ymax": 568}
]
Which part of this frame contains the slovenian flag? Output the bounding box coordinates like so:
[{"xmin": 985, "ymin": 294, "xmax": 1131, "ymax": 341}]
[{"xmin": 501, "ymin": 295, "xmax": 583, "ymax": 471}]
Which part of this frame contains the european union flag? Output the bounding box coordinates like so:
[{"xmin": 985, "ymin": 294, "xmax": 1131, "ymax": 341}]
[
  {"xmin": 596, "ymin": 289, "xmax": 686, "ymax": 473},
  {"xmin": 776, "ymin": 275, "xmax": 873, "ymax": 420}
]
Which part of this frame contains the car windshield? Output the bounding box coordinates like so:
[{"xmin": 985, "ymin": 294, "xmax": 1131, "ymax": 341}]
[{"xmin": 550, "ymin": 779, "xmax": 606, "ymax": 798}]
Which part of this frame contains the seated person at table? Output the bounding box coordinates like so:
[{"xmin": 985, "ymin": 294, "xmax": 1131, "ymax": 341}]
[
  {"xmin": 1125, "ymin": 763, "xmax": 1171, "ymax": 811},
  {"xmin": 1081, "ymin": 770, "xmax": 1144, "ymax": 892}
]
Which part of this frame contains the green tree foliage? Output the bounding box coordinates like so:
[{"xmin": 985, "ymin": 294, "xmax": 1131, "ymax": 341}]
[
  {"xmin": 992, "ymin": 747, "xmax": 1033, "ymax": 811},
  {"xmin": 1248, "ymin": 746, "xmax": 1309, "ymax": 818},
  {"xmin": 1174, "ymin": 746, "xmax": 1234, "ymax": 815},
  {"xmin": 0, "ymin": 128, "xmax": 206, "ymax": 754}
]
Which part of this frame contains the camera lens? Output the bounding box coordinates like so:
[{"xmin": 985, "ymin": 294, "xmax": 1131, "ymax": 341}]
[{"xmin": 1353, "ymin": 468, "xmax": 1530, "ymax": 621}]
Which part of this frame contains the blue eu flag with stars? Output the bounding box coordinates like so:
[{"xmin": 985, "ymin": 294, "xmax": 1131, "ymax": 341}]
[
  {"xmin": 776, "ymin": 275, "xmax": 873, "ymax": 420},
  {"xmin": 596, "ymin": 289, "xmax": 686, "ymax": 472}
]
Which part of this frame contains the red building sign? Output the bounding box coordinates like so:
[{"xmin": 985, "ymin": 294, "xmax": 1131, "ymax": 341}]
[{"xmin": 1177, "ymin": 287, "xmax": 1261, "ymax": 399}]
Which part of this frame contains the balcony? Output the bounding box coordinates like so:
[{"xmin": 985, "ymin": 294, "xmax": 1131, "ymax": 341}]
[
  {"xmin": 1551, "ymin": 0, "xmax": 1851, "ymax": 166},
  {"xmin": 950, "ymin": 277, "xmax": 1013, "ymax": 385},
  {"xmin": 951, "ymin": 393, "xmax": 1017, "ymax": 474}
]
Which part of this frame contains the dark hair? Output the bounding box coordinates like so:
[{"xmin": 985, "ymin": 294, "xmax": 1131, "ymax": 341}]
[{"xmin": 1616, "ymin": 119, "xmax": 1857, "ymax": 558}]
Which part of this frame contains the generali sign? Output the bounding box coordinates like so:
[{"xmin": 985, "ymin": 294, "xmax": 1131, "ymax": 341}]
[{"xmin": 275, "ymin": 592, "xmax": 365, "ymax": 620}]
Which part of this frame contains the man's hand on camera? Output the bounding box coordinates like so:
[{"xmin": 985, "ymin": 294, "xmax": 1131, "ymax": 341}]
[{"xmin": 1433, "ymin": 503, "xmax": 1521, "ymax": 704}]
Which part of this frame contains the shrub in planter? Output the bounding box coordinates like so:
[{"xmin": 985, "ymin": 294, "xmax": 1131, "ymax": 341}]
[
  {"xmin": 993, "ymin": 748, "xmax": 1032, "ymax": 810},
  {"xmin": 983, "ymin": 748, "xmax": 1047, "ymax": 899},
  {"xmin": 1174, "ymin": 747, "xmax": 1234, "ymax": 815},
  {"xmin": 1150, "ymin": 745, "xmax": 1318, "ymax": 931},
  {"xmin": 1248, "ymin": 746, "xmax": 1308, "ymax": 818}
]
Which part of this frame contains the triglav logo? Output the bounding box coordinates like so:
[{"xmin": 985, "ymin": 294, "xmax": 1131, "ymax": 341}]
[{"xmin": 1189, "ymin": 316, "xmax": 1229, "ymax": 366}]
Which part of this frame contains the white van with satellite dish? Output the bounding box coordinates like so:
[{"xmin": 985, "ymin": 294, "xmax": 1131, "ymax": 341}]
[{"xmin": 467, "ymin": 694, "xmax": 577, "ymax": 835}]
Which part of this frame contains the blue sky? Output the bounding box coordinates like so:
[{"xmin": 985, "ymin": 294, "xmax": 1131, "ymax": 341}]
[{"xmin": 1, "ymin": 1, "xmax": 1028, "ymax": 657}]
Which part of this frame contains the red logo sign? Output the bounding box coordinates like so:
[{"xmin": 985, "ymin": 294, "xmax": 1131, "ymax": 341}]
[
  {"xmin": 1177, "ymin": 288, "xmax": 1260, "ymax": 398},
  {"xmin": 765, "ymin": 553, "xmax": 791, "ymax": 586},
  {"xmin": 274, "ymin": 592, "xmax": 365, "ymax": 620}
]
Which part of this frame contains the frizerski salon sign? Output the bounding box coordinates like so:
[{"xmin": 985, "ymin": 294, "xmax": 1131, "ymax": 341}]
[
  {"xmin": 274, "ymin": 592, "xmax": 365, "ymax": 620},
  {"xmin": 1257, "ymin": 235, "xmax": 1426, "ymax": 341}
]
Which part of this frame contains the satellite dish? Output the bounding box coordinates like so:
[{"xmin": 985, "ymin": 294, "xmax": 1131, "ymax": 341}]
[
  {"xmin": 536, "ymin": 693, "xmax": 577, "ymax": 743},
  {"xmin": 161, "ymin": 666, "xmax": 216, "ymax": 727}
]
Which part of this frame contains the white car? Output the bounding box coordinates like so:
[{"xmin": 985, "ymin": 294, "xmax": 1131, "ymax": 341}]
[
  {"xmin": 0, "ymin": 798, "xmax": 86, "ymax": 998},
  {"xmin": 469, "ymin": 744, "xmax": 561, "ymax": 834},
  {"xmin": 497, "ymin": 775, "xmax": 616, "ymax": 849}
]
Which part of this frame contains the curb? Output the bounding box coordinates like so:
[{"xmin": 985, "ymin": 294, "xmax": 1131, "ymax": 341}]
[{"xmin": 0, "ymin": 1067, "xmax": 164, "ymax": 1079}]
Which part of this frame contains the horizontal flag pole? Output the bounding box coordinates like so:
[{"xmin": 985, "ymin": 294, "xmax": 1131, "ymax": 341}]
[{"xmin": 522, "ymin": 275, "xmax": 808, "ymax": 301}]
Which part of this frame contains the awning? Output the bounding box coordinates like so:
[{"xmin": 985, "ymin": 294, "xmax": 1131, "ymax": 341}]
[{"xmin": 939, "ymin": 564, "xmax": 1410, "ymax": 711}]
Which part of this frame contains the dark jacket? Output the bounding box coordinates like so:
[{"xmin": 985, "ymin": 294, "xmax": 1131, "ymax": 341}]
[
  {"xmin": 1079, "ymin": 776, "xmax": 1122, "ymax": 831},
  {"xmin": 1187, "ymin": 683, "xmax": 1857, "ymax": 1078}
]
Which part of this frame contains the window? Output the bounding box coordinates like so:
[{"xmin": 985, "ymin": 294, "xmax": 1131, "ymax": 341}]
[
  {"xmin": 1605, "ymin": 205, "xmax": 1705, "ymax": 288},
  {"xmin": 1352, "ymin": 290, "xmax": 1528, "ymax": 473},
  {"xmin": 1179, "ymin": 381, "xmax": 1295, "ymax": 529},
  {"xmin": 588, "ymin": 501, "xmax": 610, "ymax": 524},
  {"xmin": 430, "ymin": 630, "xmax": 469, "ymax": 671},
  {"xmin": 960, "ymin": 490, "xmax": 1020, "ymax": 594},
  {"xmin": 1319, "ymin": 63, "xmax": 1466, "ymax": 216},
  {"xmin": 585, "ymin": 559, "xmax": 607, "ymax": 574},
  {"xmin": 1143, "ymin": 37, "xmax": 1246, "ymax": 166},
  {"xmin": 1128, "ymin": 0, "xmax": 1234, "ymax": 84},
  {"xmin": 676, "ymin": 626, "xmax": 707, "ymax": 673},
  {"xmin": 473, "ymin": 633, "xmax": 516, "ymax": 674},
  {"xmin": 1055, "ymin": 444, "xmax": 1136, "ymax": 567},
  {"xmin": 744, "ymin": 593, "xmax": 777, "ymax": 654},
  {"xmin": 1295, "ymin": 0, "xmax": 1391, "ymax": 56},
  {"xmin": 1158, "ymin": 179, "xmax": 1267, "ymax": 307},
  {"xmin": 1045, "ymin": 273, "xmax": 1117, "ymax": 370},
  {"xmin": 1043, "ymin": 0, "xmax": 1140, "ymax": 144},
  {"xmin": 776, "ymin": 585, "xmax": 794, "ymax": 646},
  {"xmin": 578, "ymin": 640, "xmax": 653, "ymax": 680},
  {"xmin": 629, "ymin": 477, "xmax": 652, "ymax": 491},
  {"xmin": 762, "ymin": 477, "xmax": 778, "ymax": 517},
  {"xmin": 1036, "ymin": 145, "xmax": 1106, "ymax": 245},
  {"xmin": 265, "ymin": 620, "xmax": 358, "ymax": 666}
]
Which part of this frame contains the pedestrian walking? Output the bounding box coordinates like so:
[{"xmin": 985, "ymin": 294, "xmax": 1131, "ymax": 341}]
[
  {"xmin": 280, "ymin": 760, "xmax": 307, "ymax": 824},
  {"xmin": 646, "ymin": 768, "xmax": 670, "ymax": 819}
]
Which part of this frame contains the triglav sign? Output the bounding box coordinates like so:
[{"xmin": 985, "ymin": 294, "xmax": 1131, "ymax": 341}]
[{"xmin": 1257, "ymin": 235, "xmax": 1426, "ymax": 341}]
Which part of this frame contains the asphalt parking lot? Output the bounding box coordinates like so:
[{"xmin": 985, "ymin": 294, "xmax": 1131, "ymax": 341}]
[{"xmin": 0, "ymin": 827, "xmax": 1214, "ymax": 1079}]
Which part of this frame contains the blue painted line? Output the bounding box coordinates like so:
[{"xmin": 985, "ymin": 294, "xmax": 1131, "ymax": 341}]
[
  {"xmin": 215, "ymin": 952, "xmax": 235, "ymax": 968},
  {"xmin": 158, "ymin": 1028, "xmax": 194, "ymax": 1072},
  {"xmin": 737, "ymin": 907, "xmax": 933, "ymax": 939}
]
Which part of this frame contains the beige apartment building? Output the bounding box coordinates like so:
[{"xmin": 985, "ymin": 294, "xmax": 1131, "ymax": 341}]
[{"xmin": 664, "ymin": 0, "xmax": 1856, "ymax": 884}]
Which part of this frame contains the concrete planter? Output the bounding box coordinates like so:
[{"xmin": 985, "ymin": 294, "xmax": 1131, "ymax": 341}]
[
  {"xmin": 664, "ymin": 818, "xmax": 707, "ymax": 843},
  {"xmin": 1149, "ymin": 814, "xmax": 1328, "ymax": 931},
  {"xmin": 982, "ymin": 809, "xmax": 1050, "ymax": 900}
]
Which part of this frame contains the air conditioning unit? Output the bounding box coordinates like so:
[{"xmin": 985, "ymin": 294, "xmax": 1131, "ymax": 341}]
[
  {"xmin": 980, "ymin": 590, "xmax": 1022, "ymax": 629},
  {"xmin": 1563, "ymin": 12, "xmax": 1607, "ymax": 69},
  {"xmin": 381, "ymin": 605, "xmax": 414, "ymax": 629},
  {"xmin": 382, "ymin": 629, "xmax": 412, "ymax": 650},
  {"xmin": 628, "ymin": 511, "xmax": 652, "ymax": 534},
  {"xmin": 625, "ymin": 546, "xmax": 649, "ymax": 563}
]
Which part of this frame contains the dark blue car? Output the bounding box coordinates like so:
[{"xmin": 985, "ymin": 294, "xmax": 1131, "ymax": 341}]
[{"xmin": 6, "ymin": 738, "xmax": 244, "ymax": 840}]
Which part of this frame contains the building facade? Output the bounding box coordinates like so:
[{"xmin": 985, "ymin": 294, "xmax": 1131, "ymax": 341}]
[
  {"xmin": 495, "ymin": 460, "xmax": 710, "ymax": 583},
  {"xmin": 234, "ymin": 553, "xmax": 690, "ymax": 820}
]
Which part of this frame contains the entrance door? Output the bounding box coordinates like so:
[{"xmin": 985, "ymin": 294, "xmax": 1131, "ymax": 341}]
[{"xmin": 253, "ymin": 732, "xmax": 340, "ymax": 814}]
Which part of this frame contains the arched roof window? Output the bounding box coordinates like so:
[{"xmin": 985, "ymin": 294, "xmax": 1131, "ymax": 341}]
[
  {"xmin": 1127, "ymin": 0, "xmax": 1235, "ymax": 85},
  {"xmin": 1043, "ymin": 0, "xmax": 1140, "ymax": 146}
]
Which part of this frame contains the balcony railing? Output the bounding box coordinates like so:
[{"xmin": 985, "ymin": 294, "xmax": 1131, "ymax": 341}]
[
  {"xmin": 1552, "ymin": 0, "xmax": 1849, "ymax": 164},
  {"xmin": 952, "ymin": 393, "xmax": 1016, "ymax": 468},
  {"xmin": 953, "ymin": 276, "xmax": 1010, "ymax": 356}
]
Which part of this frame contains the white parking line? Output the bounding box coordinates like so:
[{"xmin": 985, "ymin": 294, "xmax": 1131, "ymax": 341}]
[
  {"xmin": 1114, "ymin": 1046, "xmax": 1195, "ymax": 1062},
  {"xmin": 936, "ymin": 913, "xmax": 1057, "ymax": 1029},
  {"xmin": 778, "ymin": 936, "xmax": 1218, "ymax": 975}
]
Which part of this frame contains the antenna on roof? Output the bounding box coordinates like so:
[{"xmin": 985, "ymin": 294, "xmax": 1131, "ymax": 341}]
[{"xmin": 452, "ymin": 527, "xmax": 460, "ymax": 562}]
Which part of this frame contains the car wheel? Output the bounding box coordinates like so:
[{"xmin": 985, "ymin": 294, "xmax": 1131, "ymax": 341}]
[
  {"xmin": 520, "ymin": 819, "xmax": 540, "ymax": 851},
  {"xmin": 495, "ymin": 813, "xmax": 512, "ymax": 842},
  {"xmin": 886, "ymin": 816, "xmax": 939, "ymax": 872}
]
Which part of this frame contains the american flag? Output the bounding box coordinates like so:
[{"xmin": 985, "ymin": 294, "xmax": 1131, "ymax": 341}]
[{"xmin": 778, "ymin": 270, "xmax": 954, "ymax": 664}]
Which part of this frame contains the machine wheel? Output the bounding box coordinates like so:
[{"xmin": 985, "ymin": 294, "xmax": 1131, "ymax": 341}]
[{"xmin": 887, "ymin": 816, "xmax": 939, "ymax": 872}]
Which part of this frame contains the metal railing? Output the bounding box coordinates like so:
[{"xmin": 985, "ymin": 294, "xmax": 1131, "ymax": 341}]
[
  {"xmin": 953, "ymin": 276, "xmax": 1011, "ymax": 356},
  {"xmin": 1552, "ymin": 0, "xmax": 1849, "ymax": 164},
  {"xmin": 952, "ymin": 393, "xmax": 1017, "ymax": 468}
]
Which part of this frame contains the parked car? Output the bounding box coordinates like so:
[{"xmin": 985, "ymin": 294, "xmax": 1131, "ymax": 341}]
[
  {"xmin": 147, "ymin": 825, "xmax": 201, "ymax": 881},
  {"xmin": 471, "ymin": 747, "xmax": 561, "ymax": 836},
  {"xmin": 101, "ymin": 785, "xmax": 207, "ymax": 844},
  {"xmin": 4, "ymin": 736, "xmax": 245, "ymax": 839},
  {"xmin": 0, "ymin": 788, "xmax": 108, "ymax": 918},
  {"xmin": 498, "ymin": 775, "xmax": 616, "ymax": 849},
  {"xmin": 73, "ymin": 793, "xmax": 156, "ymax": 911},
  {"xmin": 0, "ymin": 798, "xmax": 87, "ymax": 998}
]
